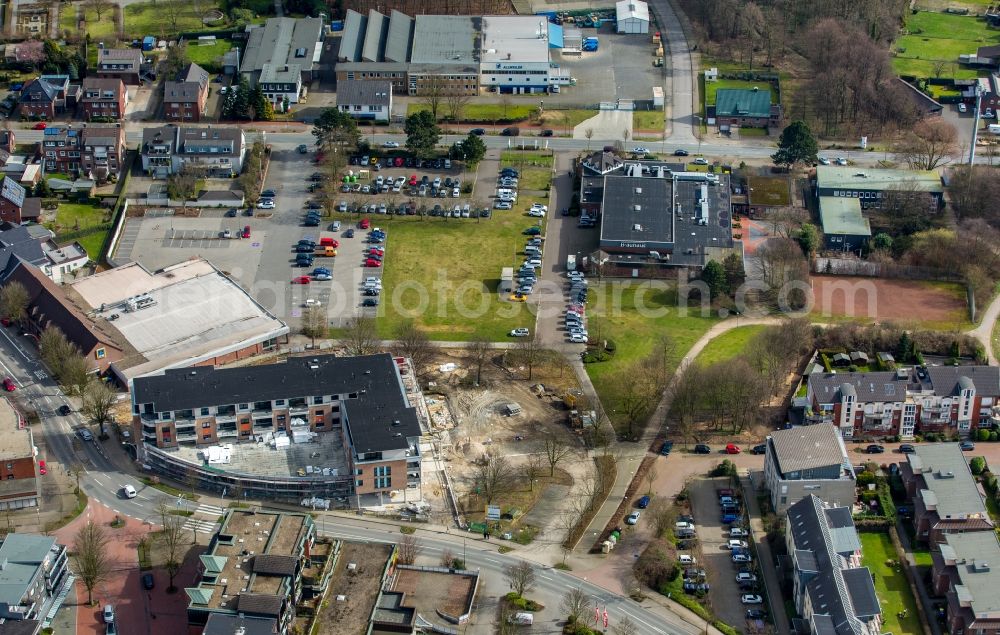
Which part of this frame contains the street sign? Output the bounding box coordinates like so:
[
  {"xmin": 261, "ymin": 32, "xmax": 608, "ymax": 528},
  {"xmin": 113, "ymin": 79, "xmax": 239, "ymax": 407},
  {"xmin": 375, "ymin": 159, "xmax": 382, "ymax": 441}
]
[{"xmin": 486, "ymin": 505, "xmax": 501, "ymax": 520}]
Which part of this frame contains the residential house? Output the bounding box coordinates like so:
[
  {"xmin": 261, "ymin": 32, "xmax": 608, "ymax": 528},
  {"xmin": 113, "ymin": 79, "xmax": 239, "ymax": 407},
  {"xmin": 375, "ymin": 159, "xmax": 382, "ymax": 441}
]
[
  {"xmin": 130, "ymin": 353, "xmax": 421, "ymax": 503},
  {"xmin": 763, "ymin": 423, "xmax": 857, "ymax": 514},
  {"xmin": 806, "ymin": 366, "xmax": 1000, "ymax": 439},
  {"xmin": 140, "ymin": 126, "xmax": 246, "ymax": 178},
  {"xmin": 164, "ymin": 63, "xmax": 210, "ymax": 122},
  {"xmin": 203, "ymin": 614, "xmax": 279, "ymax": 634},
  {"xmin": 931, "ymin": 532, "xmax": 1000, "ymax": 635},
  {"xmin": 17, "ymin": 75, "xmax": 79, "ymax": 120},
  {"xmin": 709, "ymin": 87, "xmax": 782, "ymax": 129},
  {"xmin": 0, "ymin": 177, "xmax": 40, "ymax": 225},
  {"xmin": 785, "ymin": 495, "xmax": 882, "ymax": 635},
  {"xmin": 40, "ymin": 124, "xmax": 126, "ymax": 181},
  {"xmin": 185, "ymin": 509, "xmax": 320, "ymax": 631},
  {"xmin": 815, "ymin": 166, "xmax": 944, "ymax": 209},
  {"xmin": 95, "ymin": 48, "xmax": 144, "ymax": 85},
  {"xmin": 0, "ymin": 398, "xmax": 39, "ymax": 511},
  {"xmin": 79, "ymin": 77, "xmax": 127, "ymax": 121},
  {"xmin": 0, "ymin": 223, "xmax": 88, "ymax": 283},
  {"xmin": 240, "ymin": 18, "xmax": 324, "ymax": 105},
  {"xmin": 2, "ymin": 260, "xmax": 124, "ymax": 373},
  {"xmin": 336, "ymin": 79, "xmax": 392, "ymax": 122},
  {"xmin": 0, "ymin": 534, "xmax": 72, "ymax": 628},
  {"xmin": 899, "ymin": 444, "xmax": 993, "ymax": 544}
]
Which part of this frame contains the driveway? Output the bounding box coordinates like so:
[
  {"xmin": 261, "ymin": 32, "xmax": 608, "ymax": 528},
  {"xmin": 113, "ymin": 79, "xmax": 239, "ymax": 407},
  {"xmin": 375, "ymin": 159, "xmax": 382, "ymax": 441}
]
[
  {"xmin": 573, "ymin": 110, "xmax": 633, "ymax": 141},
  {"xmin": 644, "ymin": 0, "xmax": 696, "ymax": 141}
]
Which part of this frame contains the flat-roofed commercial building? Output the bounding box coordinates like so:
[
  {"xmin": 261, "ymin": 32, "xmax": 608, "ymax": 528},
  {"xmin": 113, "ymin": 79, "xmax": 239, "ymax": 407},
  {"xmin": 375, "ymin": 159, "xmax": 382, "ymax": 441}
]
[
  {"xmin": 479, "ymin": 16, "xmax": 553, "ymax": 94},
  {"xmin": 0, "ymin": 398, "xmax": 38, "ymax": 511}
]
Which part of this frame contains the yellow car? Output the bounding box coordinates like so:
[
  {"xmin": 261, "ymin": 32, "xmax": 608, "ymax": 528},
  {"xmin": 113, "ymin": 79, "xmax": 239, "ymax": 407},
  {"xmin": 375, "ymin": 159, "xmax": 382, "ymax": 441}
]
[{"xmin": 509, "ymin": 293, "xmax": 528, "ymax": 302}]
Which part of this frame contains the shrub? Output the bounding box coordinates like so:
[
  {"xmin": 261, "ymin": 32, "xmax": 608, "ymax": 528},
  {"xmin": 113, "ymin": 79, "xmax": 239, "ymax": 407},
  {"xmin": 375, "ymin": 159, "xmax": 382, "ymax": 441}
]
[
  {"xmin": 978, "ymin": 428, "xmax": 991, "ymax": 442},
  {"xmin": 604, "ymin": 339, "xmax": 616, "ymax": 353},
  {"xmin": 970, "ymin": 456, "xmax": 987, "ymax": 476},
  {"xmin": 991, "ymin": 431, "xmax": 999, "ymax": 442},
  {"xmin": 710, "ymin": 460, "xmax": 737, "ymax": 477},
  {"xmin": 924, "ymin": 432, "xmax": 940, "ymax": 442},
  {"xmin": 861, "ymin": 490, "xmax": 878, "ymax": 503},
  {"xmin": 633, "ymin": 538, "xmax": 677, "ymax": 589},
  {"xmin": 856, "ymin": 471, "xmax": 876, "ymax": 487}
]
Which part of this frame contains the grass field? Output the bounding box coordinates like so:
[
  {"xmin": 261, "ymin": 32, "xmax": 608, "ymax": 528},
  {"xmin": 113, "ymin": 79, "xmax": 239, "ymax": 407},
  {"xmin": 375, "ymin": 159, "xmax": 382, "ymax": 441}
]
[
  {"xmin": 695, "ymin": 325, "xmax": 766, "ymax": 366},
  {"xmin": 500, "ymin": 151, "xmax": 553, "ymax": 168},
  {"xmin": 48, "ymin": 201, "xmax": 111, "ymax": 259},
  {"xmin": 517, "ymin": 168, "xmax": 552, "ymax": 191},
  {"xmin": 748, "ymin": 176, "xmax": 791, "ymax": 206},
  {"xmin": 893, "ymin": 11, "xmax": 1000, "ymax": 80},
  {"xmin": 125, "ymin": 0, "xmax": 232, "ymax": 38},
  {"xmin": 60, "ymin": 4, "xmax": 118, "ymax": 40},
  {"xmin": 185, "ymin": 39, "xmax": 232, "ymax": 69},
  {"xmin": 633, "ymin": 110, "xmax": 666, "ymax": 130},
  {"xmin": 542, "ymin": 109, "xmax": 599, "ymax": 130},
  {"xmin": 407, "ymin": 103, "xmax": 538, "ymax": 123},
  {"xmin": 860, "ymin": 532, "xmax": 922, "ymax": 635},
  {"xmin": 585, "ymin": 282, "xmax": 720, "ymax": 427}
]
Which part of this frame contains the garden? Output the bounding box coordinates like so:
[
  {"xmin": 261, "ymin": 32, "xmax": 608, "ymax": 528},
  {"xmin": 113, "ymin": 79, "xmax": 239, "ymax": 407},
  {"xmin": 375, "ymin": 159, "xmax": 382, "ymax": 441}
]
[
  {"xmin": 893, "ymin": 10, "xmax": 1000, "ymax": 81},
  {"xmin": 46, "ymin": 200, "xmax": 113, "ymax": 259},
  {"xmin": 859, "ymin": 532, "xmax": 922, "ymax": 635}
]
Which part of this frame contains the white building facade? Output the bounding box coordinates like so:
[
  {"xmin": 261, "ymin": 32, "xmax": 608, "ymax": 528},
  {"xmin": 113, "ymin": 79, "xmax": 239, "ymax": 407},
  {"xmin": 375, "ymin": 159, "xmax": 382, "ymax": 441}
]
[{"xmin": 480, "ymin": 16, "xmax": 554, "ymax": 94}]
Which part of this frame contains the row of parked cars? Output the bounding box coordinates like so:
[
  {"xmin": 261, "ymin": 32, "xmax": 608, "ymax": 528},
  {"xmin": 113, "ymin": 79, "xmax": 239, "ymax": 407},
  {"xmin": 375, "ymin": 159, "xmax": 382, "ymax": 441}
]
[
  {"xmin": 349, "ymin": 154, "xmax": 453, "ymax": 171},
  {"xmin": 494, "ymin": 167, "xmax": 520, "ymax": 209},
  {"xmin": 565, "ymin": 271, "xmax": 588, "ymax": 343}
]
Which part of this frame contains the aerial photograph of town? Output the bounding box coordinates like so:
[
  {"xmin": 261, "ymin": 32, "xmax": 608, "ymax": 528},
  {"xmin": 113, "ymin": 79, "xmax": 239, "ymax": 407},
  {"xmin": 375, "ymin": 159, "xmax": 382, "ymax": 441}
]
[{"xmin": 0, "ymin": 0, "xmax": 998, "ymax": 632}]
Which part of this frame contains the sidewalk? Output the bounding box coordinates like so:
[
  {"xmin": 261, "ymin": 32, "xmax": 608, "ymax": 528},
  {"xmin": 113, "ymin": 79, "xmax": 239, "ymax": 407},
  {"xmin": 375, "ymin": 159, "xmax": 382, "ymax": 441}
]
[{"xmin": 742, "ymin": 474, "xmax": 790, "ymax": 635}]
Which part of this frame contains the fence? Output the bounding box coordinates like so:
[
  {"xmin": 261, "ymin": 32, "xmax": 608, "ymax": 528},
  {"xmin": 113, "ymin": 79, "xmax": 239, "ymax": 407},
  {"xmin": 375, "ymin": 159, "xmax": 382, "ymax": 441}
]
[{"xmin": 813, "ymin": 257, "xmax": 964, "ymax": 282}]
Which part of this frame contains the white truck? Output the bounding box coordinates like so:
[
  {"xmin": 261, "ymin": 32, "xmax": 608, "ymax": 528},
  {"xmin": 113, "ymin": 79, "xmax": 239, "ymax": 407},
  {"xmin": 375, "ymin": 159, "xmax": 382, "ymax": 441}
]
[{"xmin": 567, "ymin": 254, "xmax": 576, "ymax": 271}]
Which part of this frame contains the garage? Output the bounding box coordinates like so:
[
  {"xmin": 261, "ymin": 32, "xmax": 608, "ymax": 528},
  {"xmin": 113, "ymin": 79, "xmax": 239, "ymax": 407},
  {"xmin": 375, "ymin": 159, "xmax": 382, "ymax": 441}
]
[{"xmin": 616, "ymin": 0, "xmax": 650, "ymax": 34}]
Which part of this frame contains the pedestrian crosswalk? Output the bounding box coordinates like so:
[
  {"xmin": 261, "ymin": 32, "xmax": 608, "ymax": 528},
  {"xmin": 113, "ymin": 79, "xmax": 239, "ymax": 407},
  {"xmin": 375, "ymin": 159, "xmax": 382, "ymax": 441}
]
[
  {"xmin": 182, "ymin": 518, "xmax": 219, "ymax": 534},
  {"xmin": 194, "ymin": 504, "xmax": 225, "ymax": 517}
]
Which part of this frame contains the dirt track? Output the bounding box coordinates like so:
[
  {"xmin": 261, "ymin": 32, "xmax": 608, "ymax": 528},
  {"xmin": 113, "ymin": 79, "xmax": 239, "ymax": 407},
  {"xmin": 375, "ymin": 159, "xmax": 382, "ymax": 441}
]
[{"xmin": 810, "ymin": 276, "xmax": 967, "ymax": 323}]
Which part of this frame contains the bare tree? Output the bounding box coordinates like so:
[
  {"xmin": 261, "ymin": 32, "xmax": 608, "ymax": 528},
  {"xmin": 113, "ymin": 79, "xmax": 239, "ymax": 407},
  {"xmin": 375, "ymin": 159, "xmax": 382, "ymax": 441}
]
[
  {"xmin": 397, "ymin": 533, "xmax": 422, "ymax": 565},
  {"xmin": 895, "ymin": 118, "xmax": 959, "ymax": 170},
  {"xmin": 0, "ymin": 281, "xmax": 29, "ymax": 324},
  {"xmin": 584, "ymin": 128, "xmax": 594, "ymax": 151},
  {"xmin": 468, "ymin": 335, "xmax": 493, "ymax": 385},
  {"xmin": 614, "ymin": 616, "xmax": 640, "ymax": 635},
  {"xmin": 73, "ymin": 521, "xmax": 111, "ymax": 605},
  {"xmin": 513, "ymin": 337, "xmax": 543, "ymax": 381},
  {"xmin": 542, "ymin": 433, "xmax": 573, "ymax": 476},
  {"xmin": 394, "ymin": 320, "xmax": 434, "ymax": 375},
  {"xmin": 343, "ymin": 317, "xmax": 380, "ymax": 356},
  {"xmin": 645, "ymin": 464, "xmax": 658, "ymax": 496},
  {"xmin": 445, "ymin": 91, "xmax": 472, "ymax": 123},
  {"xmin": 522, "ymin": 454, "xmax": 544, "ymax": 491},
  {"xmin": 162, "ymin": 0, "xmax": 183, "ymax": 32},
  {"xmin": 301, "ymin": 305, "xmax": 328, "ymax": 347},
  {"xmin": 84, "ymin": 0, "xmax": 113, "ymax": 21},
  {"xmin": 474, "ymin": 454, "xmax": 514, "ymax": 505},
  {"xmin": 496, "ymin": 603, "xmax": 519, "ymax": 635},
  {"xmin": 503, "ymin": 561, "xmax": 536, "ymax": 597},
  {"xmin": 646, "ymin": 498, "xmax": 676, "ymax": 538},
  {"xmin": 561, "ymin": 587, "xmax": 588, "ymax": 623},
  {"xmin": 157, "ymin": 501, "xmax": 186, "ymax": 591},
  {"xmin": 81, "ymin": 379, "xmax": 117, "ymax": 437},
  {"xmin": 419, "ymin": 76, "xmax": 446, "ymax": 120},
  {"xmin": 440, "ymin": 547, "xmax": 456, "ymax": 568}
]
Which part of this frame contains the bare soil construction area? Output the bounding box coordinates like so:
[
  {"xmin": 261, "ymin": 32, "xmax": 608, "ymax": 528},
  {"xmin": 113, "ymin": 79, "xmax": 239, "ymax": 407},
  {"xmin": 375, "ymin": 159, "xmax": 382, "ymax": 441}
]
[{"xmin": 810, "ymin": 276, "xmax": 968, "ymax": 324}]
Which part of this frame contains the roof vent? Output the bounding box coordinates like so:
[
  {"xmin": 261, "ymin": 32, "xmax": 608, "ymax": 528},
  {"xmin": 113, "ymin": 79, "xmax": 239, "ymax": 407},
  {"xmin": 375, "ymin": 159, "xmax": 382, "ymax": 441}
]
[
  {"xmin": 634, "ymin": 187, "xmax": 642, "ymax": 194},
  {"xmin": 632, "ymin": 223, "xmax": 643, "ymax": 231},
  {"xmin": 752, "ymin": 86, "xmax": 759, "ymax": 92},
  {"xmin": 633, "ymin": 205, "xmax": 641, "ymax": 211}
]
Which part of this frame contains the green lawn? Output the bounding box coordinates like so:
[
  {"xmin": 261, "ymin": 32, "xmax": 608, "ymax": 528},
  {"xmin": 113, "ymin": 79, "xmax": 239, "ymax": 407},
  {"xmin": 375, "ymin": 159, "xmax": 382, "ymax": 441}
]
[
  {"xmin": 633, "ymin": 110, "xmax": 665, "ymax": 130},
  {"xmin": 542, "ymin": 109, "xmax": 599, "ymax": 130},
  {"xmin": 517, "ymin": 168, "xmax": 552, "ymax": 191},
  {"xmin": 47, "ymin": 201, "xmax": 111, "ymax": 260},
  {"xmin": 407, "ymin": 103, "xmax": 538, "ymax": 123},
  {"xmin": 585, "ymin": 282, "xmax": 720, "ymax": 428},
  {"xmin": 185, "ymin": 39, "xmax": 232, "ymax": 70},
  {"xmin": 125, "ymin": 0, "xmax": 233, "ymax": 38},
  {"xmin": 695, "ymin": 325, "xmax": 766, "ymax": 366},
  {"xmin": 860, "ymin": 532, "xmax": 922, "ymax": 635},
  {"xmin": 500, "ymin": 151, "xmax": 553, "ymax": 168},
  {"xmin": 60, "ymin": 4, "xmax": 118, "ymax": 40},
  {"xmin": 893, "ymin": 11, "xmax": 1000, "ymax": 80}
]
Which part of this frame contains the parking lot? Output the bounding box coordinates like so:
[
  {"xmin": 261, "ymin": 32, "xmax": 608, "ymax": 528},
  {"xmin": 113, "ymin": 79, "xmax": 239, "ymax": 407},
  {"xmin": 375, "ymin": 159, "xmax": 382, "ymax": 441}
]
[
  {"xmin": 550, "ymin": 26, "xmax": 664, "ymax": 105},
  {"xmin": 689, "ymin": 476, "xmax": 763, "ymax": 630}
]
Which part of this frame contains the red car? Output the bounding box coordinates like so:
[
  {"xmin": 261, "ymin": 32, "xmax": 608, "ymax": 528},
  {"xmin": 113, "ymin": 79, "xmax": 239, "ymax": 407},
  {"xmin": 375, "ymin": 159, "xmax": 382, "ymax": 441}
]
[
  {"xmin": 408, "ymin": 174, "xmax": 418, "ymax": 186},
  {"xmin": 319, "ymin": 237, "xmax": 339, "ymax": 248},
  {"xmin": 364, "ymin": 258, "xmax": 382, "ymax": 267},
  {"xmin": 32, "ymin": 122, "xmax": 47, "ymax": 130},
  {"xmin": 37, "ymin": 460, "xmax": 46, "ymax": 476},
  {"xmin": 393, "ymin": 157, "xmax": 404, "ymax": 167},
  {"xmin": 292, "ymin": 276, "xmax": 311, "ymax": 284},
  {"xmin": 2, "ymin": 377, "xmax": 15, "ymax": 392},
  {"xmin": 359, "ymin": 218, "xmax": 371, "ymax": 229},
  {"xmin": 0, "ymin": 318, "xmax": 10, "ymax": 327},
  {"xmin": 369, "ymin": 247, "xmax": 384, "ymax": 256},
  {"xmin": 725, "ymin": 443, "xmax": 741, "ymax": 455},
  {"xmin": 241, "ymin": 225, "xmax": 251, "ymax": 238}
]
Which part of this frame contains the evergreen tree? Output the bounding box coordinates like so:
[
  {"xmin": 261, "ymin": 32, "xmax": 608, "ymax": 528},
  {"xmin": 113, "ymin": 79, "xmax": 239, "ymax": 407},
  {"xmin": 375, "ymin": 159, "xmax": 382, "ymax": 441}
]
[
  {"xmin": 772, "ymin": 120, "xmax": 818, "ymax": 168},
  {"xmin": 701, "ymin": 260, "xmax": 727, "ymax": 298}
]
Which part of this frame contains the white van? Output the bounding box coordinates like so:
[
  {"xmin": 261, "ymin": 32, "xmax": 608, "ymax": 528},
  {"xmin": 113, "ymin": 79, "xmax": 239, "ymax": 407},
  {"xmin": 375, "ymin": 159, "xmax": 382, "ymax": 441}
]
[
  {"xmin": 122, "ymin": 484, "xmax": 137, "ymax": 499},
  {"xmin": 508, "ymin": 612, "xmax": 533, "ymax": 625},
  {"xmin": 678, "ymin": 554, "xmax": 697, "ymax": 564}
]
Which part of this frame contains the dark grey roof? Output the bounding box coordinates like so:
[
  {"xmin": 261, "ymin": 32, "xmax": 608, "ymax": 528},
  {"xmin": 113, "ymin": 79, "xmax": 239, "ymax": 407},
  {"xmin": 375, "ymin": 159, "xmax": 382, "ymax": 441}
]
[
  {"xmin": 599, "ymin": 176, "xmax": 673, "ymax": 245},
  {"xmin": 340, "ymin": 10, "xmax": 368, "ymax": 62},
  {"xmin": 808, "ymin": 372, "xmax": 906, "ymax": 403},
  {"xmin": 0, "ymin": 619, "xmax": 41, "ymax": 635},
  {"xmin": 926, "ymin": 365, "xmax": 1000, "ymax": 397},
  {"xmin": 132, "ymin": 353, "xmax": 421, "ymax": 453},
  {"xmin": 203, "ymin": 613, "xmax": 278, "ymax": 635},
  {"xmin": 252, "ymin": 554, "xmax": 297, "ymax": 576},
  {"xmin": 362, "ymin": 10, "xmax": 389, "ymax": 62},
  {"xmin": 141, "ymin": 126, "xmax": 177, "ymax": 153},
  {"xmin": 410, "ymin": 15, "xmax": 479, "ymax": 65},
  {"xmin": 0, "ymin": 225, "xmax": 47, "ymax": 275},
  {"xmin": 978, "ymin": 44, "xmax": 1000, "ymax": 58},
  {"xmin": 241, "ymin": 18, "xmax": 323, "ymax": 74},
  {"xmin": 336, "ymin": 80, "xmax": 392, "ymax": 107},
  {"xmin": 236, "ymin": 592, "xmax": 283, "ymax": 617},
  {"xmin": 178, "ymin": 62, "xmax": 210, "ymax": 87},
  {"xmin": 768, "ymin": 424, "xmax": 848, "ymax": 474},
  {"xmin": 843, "ymin": 569, "xmax": 880, "ymax": 617},
  {"xmin": 909, "ymin": 444, "xmax": 990, "ymax": 520},
  {"xmin": 20, "ymin": 76, "xmax": 68, "ymax": 105},
  {"xmin": 794, "ymin": 548, "xmax": 819, "ymax": 572},
  {"xmin": 824, "ymin": 506, "xmax": 854, "ymax": 530},
  {"xmin": 811, "ymin": 615, "xmax": 838, "ymax": 635}
]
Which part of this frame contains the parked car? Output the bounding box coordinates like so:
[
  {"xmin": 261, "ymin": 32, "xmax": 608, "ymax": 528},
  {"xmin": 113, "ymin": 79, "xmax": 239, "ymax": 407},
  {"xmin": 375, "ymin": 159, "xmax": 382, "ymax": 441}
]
[
  {"xmin": 142, "ymin": 573, "xmax": 155, "ymax": 590},
  {"xmin": 470, "ymin": 128, "xmax": 486, "ymax": 135},
  {"xmin": 673, "ymin": 149, "xmax": 689, "ymax": 156},
  {"xmin": 725, "ymin": 443, "xmax": 741, "ymax": 454},
  {"xmin": 637, "ymin": 495, "xmax": 650, "ymax": 509},
  {"xmin": 122, "ymin": 484, "xmax": 137, "ymax": 499},
  {"xmin": 298, "ymin": 144, "xmax": 309, "ymax": 153},
  {"xmin": 58, "ymin": 404, "xmax": 72, "ymax": 416},
  {"xmin": 741, "ymin": 594, "xmax": 763, "ymax": 605},
  {"xmin": 722, "ymin": 513, "xmax": 741, "ymax": 524},
  {"xmin": 626, "ymin": 511, "xmax": 641, "ymax": 525},
  {"xmin": 694, "ymin": 444, "xmax": 711, "ymax": 454},
  {"xmin": 746, "ymin": 609, "xmax": 767, "ymax": 620},
  {"xmin": 751, "ymin": 444, "xmax": 766, "ymax": 455},
  {"xmin": 866, "ymin": 444, "xmax": 885, "ymax": 454},
  {"xmin": 730, "ymin": 527, "xmax": 749, "ymax": 538},
  {"xmin": 960, "ymin": 441, "xmax": 975, "ymax": 451},
  {"xmin": 898, "ymin": 443, "xmax": 916, "ymax": 453},
  {"xmin": 736, "ymin": 572, "xmax": 757, "ymax": 584},
  {"xmin": 727, "ymin": 539, "xmax": 749, "ymax": 550},
  {"xmin": 835, "ymin": 157, "xmax": 848, "ymax": 165},
  {"xmin": 257, "ymin": 199, "xmax": 275, "ymax": 209},
  {"xmin": 509, "ymin": 328, "xmax": 530, "ymax": 337},
  {"xmin": 733, "ymin": 553, "xmax": 753, "ymax": 563},
  {"xmin": 632, "ymin": 146, "xmax": 649, "ymax": 154},
  {"xmin": 501, "ymin": 127, "xmax": 520, "ymax": 136},
  {"xmin": 362, "ymin": 298, "xmax": 379, "ymax": 307},
  {"xmin": 2, "ymin": 377, "xmax": 15, "ymax": 392},
  {"xmin": 292, "ymin": 275, "xmax": 311, "ymax": 284},
  {"xmin": 692, "ymin": 157, "xmax": 709, "ymax": 165}
]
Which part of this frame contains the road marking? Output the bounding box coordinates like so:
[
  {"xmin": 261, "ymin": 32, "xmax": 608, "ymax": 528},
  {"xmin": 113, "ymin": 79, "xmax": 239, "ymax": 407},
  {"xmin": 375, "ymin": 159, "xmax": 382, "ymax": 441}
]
[
  {"xmin": 93, "ymin": 477, "xmax": 104, "ymax": 487},
  {"xmin": 33, "ymin": 370, "xmax": 48, "ymax": 380},
  {"xmin": 182, "ymin": 519, "xmax": 219, "ymax": 534},
  {"xmin": 0, "ymin": 326, "xmax": 32, "ymax": 362},
  {"xmin": 195, "ymin": 504, "xmax": 225, "ymax": 517},
  {"xmin": 484, "ymin": 558, "xmax": 501, "ymax": 565}
]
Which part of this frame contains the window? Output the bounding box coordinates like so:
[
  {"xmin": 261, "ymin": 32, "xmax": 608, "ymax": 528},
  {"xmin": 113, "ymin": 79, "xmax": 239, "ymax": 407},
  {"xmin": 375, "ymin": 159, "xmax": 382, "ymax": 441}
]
[
  {"xmin": 275, "ymin": 399, "xmax": 285, "ymax": 406},
  {"xmin": 160, "ymin": 412, "xmax": 170, "ymax": 420},
  {"xmin": 200, "ymin": 408, "xmax": 210, "ymax": 416},
  {"xmin": 202, "ymin": 422, "xmax": 211, "ymax": 429},
  {"xmin": 314, "ymin": 396, "xmax": 324, "ymax": 405},
  {"xmin": 203, "ymin": 433, "xmax": 212, "ymax": 440},
  {"xmin": 239, "ymin": 403, "xmax": 249, "ymax": 411},
  {"xmin": 356, "ymin": 480, "xmax": 363, "ymax": 487},
  {"xmin": 5, "ymin": 463, "xmax": 11, "ymax": 470},
  {"xmin": 375, "ymin": 477, "xmax": 391, "ymax": 489},
  {"xmin": 374, "ymin": 466, "xmax": 391, "ymax": 477}
]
